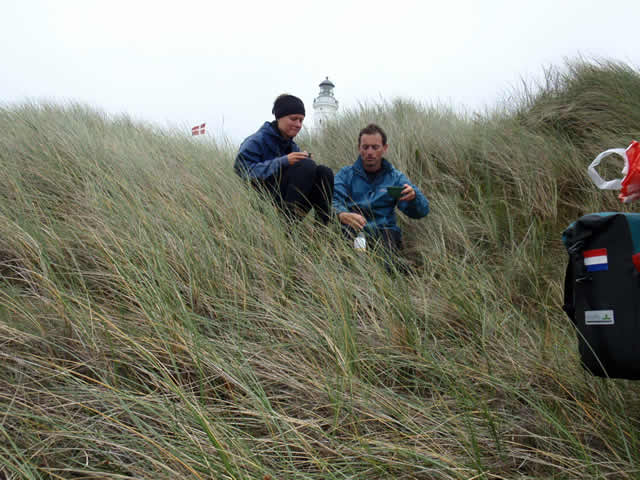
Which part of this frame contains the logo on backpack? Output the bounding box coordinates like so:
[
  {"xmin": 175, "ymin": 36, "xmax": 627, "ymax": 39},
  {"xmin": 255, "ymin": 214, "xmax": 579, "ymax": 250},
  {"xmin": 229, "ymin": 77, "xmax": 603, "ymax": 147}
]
[
  {"xmin": 585, "ymin": 310, "xmax": 615, "ymax": 325},
  {"xmin": 583, "ymin": 248, "xmax": 608, "ymax": 272}
]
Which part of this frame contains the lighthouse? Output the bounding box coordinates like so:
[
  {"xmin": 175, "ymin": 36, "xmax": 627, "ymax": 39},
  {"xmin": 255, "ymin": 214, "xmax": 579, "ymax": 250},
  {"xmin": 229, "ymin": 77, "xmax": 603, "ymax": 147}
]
[{"xmin": 312, "ymin": 77, "xmax": 338, "ymax": 128}]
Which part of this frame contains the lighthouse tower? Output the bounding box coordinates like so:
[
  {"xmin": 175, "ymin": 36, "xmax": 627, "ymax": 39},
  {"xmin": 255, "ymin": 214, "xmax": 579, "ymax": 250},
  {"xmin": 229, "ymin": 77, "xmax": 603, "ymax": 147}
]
[{"xmin": 312, "ymin": 77, "xmax": 339, "ymax": 128}]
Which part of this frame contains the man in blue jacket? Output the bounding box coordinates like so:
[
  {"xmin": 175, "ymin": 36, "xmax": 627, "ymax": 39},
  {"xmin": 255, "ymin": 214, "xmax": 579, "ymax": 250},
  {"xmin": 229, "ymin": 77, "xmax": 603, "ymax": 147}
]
[
  {"xmin": 234, "ymin": 94, "xmax": 334, "ymax": 224},
  {"xmin": 333, "ymin": 123, "xmax": 429, "ymax": 257}
]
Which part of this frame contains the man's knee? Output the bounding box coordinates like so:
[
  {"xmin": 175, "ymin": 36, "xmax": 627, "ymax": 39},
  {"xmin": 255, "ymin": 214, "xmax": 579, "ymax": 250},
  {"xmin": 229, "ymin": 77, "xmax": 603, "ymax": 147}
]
[{"xmin": 380, "ymin": 229, "xmax": 402, "ymax": 252}]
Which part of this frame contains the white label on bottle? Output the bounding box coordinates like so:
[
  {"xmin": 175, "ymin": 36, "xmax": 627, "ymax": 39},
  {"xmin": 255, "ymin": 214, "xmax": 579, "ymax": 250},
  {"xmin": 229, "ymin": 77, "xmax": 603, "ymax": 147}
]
[
  {"xmin": 354, "ymin": 236, "xmax": 366, "ymax": 250},
  {"xmin": 585, "ymin": 310, "xmax": 615, "ymax": 325}
]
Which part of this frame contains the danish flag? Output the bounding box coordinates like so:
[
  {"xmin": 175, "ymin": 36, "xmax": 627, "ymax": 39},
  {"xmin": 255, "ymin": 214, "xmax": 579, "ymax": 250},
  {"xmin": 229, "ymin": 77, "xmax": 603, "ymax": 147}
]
[{"xmin": 191, "ymin": 123, "xmax": 206, "ymax": 136}]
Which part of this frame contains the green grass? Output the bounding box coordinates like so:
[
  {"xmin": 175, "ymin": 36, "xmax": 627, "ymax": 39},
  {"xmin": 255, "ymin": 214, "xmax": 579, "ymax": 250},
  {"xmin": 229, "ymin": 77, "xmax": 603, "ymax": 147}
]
[{"xmin": 1, "ymin": 58, "xmax": 640, "ymax": 479}]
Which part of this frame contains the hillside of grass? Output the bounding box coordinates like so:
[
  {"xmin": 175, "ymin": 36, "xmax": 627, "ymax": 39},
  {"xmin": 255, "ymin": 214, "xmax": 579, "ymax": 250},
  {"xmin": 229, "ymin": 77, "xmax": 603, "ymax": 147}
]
[{"xmin": 1, "ymin": 59, "xmax": 640, "ymax": 479}]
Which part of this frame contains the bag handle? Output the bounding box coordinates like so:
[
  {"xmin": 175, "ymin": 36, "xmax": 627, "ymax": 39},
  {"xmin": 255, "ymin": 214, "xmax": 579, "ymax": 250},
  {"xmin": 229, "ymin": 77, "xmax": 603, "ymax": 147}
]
[
  {"xmin": 587, "ymin": 148, "xmax": 628, "ymax": 190},
  {"xmin": 562, "ymin": 260, "xmax": 576, "ymax": 324}
]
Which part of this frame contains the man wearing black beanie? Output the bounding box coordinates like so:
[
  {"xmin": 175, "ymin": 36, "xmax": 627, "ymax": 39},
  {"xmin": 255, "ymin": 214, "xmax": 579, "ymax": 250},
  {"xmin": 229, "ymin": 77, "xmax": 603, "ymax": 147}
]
[{"xmin": 234, "ymin": 94, "xmax": 334, "ymax": 225}]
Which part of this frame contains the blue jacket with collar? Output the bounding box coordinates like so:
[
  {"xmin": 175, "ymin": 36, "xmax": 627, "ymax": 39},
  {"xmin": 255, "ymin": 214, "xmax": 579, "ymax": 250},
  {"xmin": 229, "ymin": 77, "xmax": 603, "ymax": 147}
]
[
  {"xmin": 234, "ymin": 121, "xmax": 300, "ymax": 179},
  {"xmin": 333, "ymin": 156, "xmax": 429, "ymax": 235}
]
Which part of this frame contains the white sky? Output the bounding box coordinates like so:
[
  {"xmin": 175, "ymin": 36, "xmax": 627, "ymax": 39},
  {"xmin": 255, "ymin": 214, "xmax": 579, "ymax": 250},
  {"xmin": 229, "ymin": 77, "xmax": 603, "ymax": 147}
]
[{"xmin": 2, "ymin": 0, "xmax": 639, "ymax": 143}]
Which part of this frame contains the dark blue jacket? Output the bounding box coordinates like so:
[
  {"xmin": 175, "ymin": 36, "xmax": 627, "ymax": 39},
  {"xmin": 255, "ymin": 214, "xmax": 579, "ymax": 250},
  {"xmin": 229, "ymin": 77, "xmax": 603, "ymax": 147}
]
[
  {"xmin": 333, "ymin": 156, "xmax": 429, "ymax": 235},
  {"xmin": 234, "ymin": 121, "xmax": 300, "ymax": 179}
]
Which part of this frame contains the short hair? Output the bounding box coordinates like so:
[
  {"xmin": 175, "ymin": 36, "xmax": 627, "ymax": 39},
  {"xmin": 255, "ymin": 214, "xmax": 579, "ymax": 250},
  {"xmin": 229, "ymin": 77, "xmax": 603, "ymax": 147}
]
[{"xmin": 358, "ymin": 123, "xmax": 387, "ymax": 146}]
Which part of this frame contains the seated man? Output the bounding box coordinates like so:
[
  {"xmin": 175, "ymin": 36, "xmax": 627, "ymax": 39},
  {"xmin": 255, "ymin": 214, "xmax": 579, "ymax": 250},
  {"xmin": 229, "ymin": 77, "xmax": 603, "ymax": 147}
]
[
  {"xmin": 234, "ymin": 94, "xmax": 334, "ymax": 224},
  {"xmin": 333, "ymin": 123, "xmax": 429, "ymax": 262}
]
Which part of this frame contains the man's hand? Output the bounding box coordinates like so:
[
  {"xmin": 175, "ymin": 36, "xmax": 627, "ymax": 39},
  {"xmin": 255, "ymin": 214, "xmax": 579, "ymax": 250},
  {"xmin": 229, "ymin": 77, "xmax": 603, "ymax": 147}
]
[
  {"xmin": 399, "ymin": 183, "xmax": 416, "ymax": 202},
  {"xmin": 338, "ymin": 212, "xmax": 366, "ymax": 231},
  {"xmin": 287, "ymin": 151, "xmax": 310, "ymax": 166}
]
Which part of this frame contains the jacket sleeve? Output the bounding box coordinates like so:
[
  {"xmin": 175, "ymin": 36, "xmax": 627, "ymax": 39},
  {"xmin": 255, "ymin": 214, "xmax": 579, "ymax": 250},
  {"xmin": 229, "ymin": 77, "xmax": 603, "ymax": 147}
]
[
  {"xmin": 235, "ymin": 137, "xmax": 289, "ymax": 180},
  {"xmin": 332, "ymin": 168, "xmax": 351, "ymax": 215},
  {"xmin": 396, "ymin": 171, "xmax": 429, "ymax": 219}
]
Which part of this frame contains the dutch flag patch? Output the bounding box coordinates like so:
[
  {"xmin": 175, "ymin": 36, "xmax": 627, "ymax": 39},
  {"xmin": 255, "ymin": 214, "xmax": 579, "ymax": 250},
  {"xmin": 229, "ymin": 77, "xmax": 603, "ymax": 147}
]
[{"xmin": 583, "ymin": 248, "xmax": 608, "ymax": 272}]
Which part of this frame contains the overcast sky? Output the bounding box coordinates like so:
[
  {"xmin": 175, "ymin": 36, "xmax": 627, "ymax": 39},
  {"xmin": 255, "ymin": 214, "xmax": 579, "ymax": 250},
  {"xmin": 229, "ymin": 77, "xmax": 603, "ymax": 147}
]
[{"xmin": 2, "ymin": 0, "xmax": 639, "ymax": 143}]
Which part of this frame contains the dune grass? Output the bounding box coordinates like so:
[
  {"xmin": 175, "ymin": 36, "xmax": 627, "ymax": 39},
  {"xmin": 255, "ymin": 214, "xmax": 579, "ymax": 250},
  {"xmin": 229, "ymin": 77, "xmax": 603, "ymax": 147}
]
[{"xmin": 1, "ymin": 59, "xmax": 640, "ymax": 479}]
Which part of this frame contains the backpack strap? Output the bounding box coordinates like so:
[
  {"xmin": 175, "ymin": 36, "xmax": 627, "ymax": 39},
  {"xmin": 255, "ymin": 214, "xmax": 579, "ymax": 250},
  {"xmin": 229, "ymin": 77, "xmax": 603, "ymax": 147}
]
[
  {"xmin": 562, "ymin": 260, "xmax": 575, "ymax": 323},
  {"xmin": 563, "ymin": 239, "xmax": 593, "ymax": 324}
]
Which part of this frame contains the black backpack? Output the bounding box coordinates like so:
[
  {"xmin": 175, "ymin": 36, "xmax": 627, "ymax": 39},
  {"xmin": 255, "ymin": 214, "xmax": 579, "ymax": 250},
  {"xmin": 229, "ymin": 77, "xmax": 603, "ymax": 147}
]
[{"xmin": 562, "ymin": 213, "xmax": 640, "ymax": 379}]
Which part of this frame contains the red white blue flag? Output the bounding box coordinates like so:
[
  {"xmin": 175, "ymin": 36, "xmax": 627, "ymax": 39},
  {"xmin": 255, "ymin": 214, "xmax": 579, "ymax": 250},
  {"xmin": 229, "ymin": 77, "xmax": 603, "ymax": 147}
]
[
  {"xmin": 583, "ymin": 248, "xmax": 608, "ymax": 272},
  {"xmin": 191, "ymin": 123, "xmax": 206, "ymax": 136}
]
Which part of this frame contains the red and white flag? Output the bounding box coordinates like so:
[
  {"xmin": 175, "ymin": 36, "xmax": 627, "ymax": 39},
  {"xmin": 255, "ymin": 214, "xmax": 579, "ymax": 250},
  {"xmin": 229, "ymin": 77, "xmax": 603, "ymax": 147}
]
[{"xmin": 191, "ymin": 123, "xmax": 206, "ymax": 136}]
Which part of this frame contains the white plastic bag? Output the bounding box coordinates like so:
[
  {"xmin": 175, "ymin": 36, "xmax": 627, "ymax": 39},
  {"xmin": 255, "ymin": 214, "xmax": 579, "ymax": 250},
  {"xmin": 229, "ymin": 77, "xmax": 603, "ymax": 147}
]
[
  {"xmin": 588, "ymin": 141, "xmax": 640, "ymax": 203},
  {"xmin": 587, "ymin": 148, "xmax": 627, "ymax": 191}
]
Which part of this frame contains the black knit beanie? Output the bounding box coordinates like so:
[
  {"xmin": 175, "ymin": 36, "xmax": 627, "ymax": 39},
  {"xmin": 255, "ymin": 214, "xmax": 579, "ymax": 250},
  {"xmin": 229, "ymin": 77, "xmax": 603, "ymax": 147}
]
[{"xmin": 272, "ymin": 94, "xmax": 305, "ymax": 119}]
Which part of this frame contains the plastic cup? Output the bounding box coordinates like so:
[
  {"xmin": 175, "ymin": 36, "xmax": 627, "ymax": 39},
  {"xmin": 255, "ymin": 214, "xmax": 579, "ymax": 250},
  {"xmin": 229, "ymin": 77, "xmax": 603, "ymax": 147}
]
[{"xmin": 386, "ymin": 186, "xmax": 404, "ymax": 200}]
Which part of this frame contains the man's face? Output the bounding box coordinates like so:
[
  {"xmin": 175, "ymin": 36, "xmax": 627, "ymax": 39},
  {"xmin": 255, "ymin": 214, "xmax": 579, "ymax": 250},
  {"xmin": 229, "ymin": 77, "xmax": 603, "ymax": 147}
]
[
  {"xmin": 277, "ymin": 114, "xmax": 305, "ymax": 139},
  {"xmin": 359, "ymin": 133, "xmax": 388, "ymax": 173}
]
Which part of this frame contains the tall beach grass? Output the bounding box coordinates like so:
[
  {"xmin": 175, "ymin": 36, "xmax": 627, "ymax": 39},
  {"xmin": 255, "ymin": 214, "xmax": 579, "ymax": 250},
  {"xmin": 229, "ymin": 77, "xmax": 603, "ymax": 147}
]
[{"xmin": 1, "ymin": 59, "xmax": 640, "ymax": 479}]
